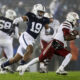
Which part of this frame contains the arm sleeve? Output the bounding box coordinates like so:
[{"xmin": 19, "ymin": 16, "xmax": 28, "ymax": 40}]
[
  {"xmin": 44, "ymin": 18, "xmax": 50, "ymax": 25},
  {"xmin": 25, "ymin": 12, "xmax": 32, "ymax": 21},
  {"xmin": 62, "ymin": 28, "xmax": 70, "ymax": 36}
]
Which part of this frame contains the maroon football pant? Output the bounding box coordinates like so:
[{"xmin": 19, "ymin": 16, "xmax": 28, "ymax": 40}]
[{"xmin": 39, "ymin": 40, "xmax": 70, "ymax": 62}]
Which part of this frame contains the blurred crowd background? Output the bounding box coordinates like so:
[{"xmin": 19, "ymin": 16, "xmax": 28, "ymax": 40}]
[{"xmin": 0, "ymin": 0, "xmax": 80, "ymax": 72}]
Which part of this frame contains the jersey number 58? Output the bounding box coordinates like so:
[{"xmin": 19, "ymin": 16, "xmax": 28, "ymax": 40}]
[{"xmin": 0, "ymin": 20, "xmax": 11, "ymax": 29}]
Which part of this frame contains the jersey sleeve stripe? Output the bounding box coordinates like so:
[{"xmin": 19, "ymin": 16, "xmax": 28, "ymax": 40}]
[
  {"xmin": 62, "ymin": 24, "xmax": 70, "ymax": 28},
  {"xmin": 62, "ymin": 28, "xmax": 70, "ymax": 36},
  {"xmin": 63, "ymin": 23, "xmax": 70, "ymax": 26}
]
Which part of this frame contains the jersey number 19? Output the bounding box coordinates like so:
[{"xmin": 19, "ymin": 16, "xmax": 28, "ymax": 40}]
[{"xmin": 30, "ymin": 22, "xmax": 42, "ymax": 33}]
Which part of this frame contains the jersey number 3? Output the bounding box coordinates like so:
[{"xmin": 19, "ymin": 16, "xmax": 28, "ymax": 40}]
[
  {"xmin": 0, "ymin": 20, "xmax": 11, "ymax": 29},
  {"xmin": 30, "ymin": 22, "xmax": 42, "ymax": 33}
]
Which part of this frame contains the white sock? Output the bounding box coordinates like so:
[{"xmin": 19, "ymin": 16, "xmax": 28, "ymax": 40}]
[
  {"xmin": 59, "ymin": 53, "xmax": 72, "ymax": 70},
  {"xmin": 23, "ymin": 57, "xmax": 39, "ymax": 69}
]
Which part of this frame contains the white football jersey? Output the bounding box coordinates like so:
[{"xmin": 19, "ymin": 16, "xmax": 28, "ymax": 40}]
[
  {"xmin": 54, "ymin": 20, "xmax": 74, "ymax": 43},
  {"xmin": 40, "ymin": 19, "xmax": 60, "ymax": 42}
]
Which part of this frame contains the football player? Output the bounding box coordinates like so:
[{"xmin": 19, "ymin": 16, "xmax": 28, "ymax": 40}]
[
  {"xmin": 0, "ymin": 9, "xmax": 19, "ymax": 73},
  {"xmin": 0, "ymin": 4, "xmax": 52, "ymax": 71},
  {"xmin": 17, "ymin": 12, "xmax": 80, "ymax": 75},
  {"xmin": 0, "ymin": 9, "xmax": 19, "ymax": 59}
]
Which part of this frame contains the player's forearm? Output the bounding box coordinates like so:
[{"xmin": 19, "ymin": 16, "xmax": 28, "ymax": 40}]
[{"xmin": 64, "ymin": 34, "xmax": 78, "ymax": 41}]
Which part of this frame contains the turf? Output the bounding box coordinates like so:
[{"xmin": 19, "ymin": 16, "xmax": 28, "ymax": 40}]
[{"xmin": 0, "ymin": 71, "xmax": 80, "ymax": 80}]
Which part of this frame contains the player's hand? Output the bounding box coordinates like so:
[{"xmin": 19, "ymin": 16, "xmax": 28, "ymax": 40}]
[{"xmin": 72, "ymin": 30, "xmax": 79, "ymax": 36}]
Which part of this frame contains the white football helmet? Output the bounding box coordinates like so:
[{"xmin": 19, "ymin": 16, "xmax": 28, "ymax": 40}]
[
  {"xmin": 32, "ymin": 4, "xmax": 45, "ymax": 18},
  {"xmin": 5, "ymin": 9, "xmax": 17, "ymax": 20},
  {"xmin": 66, "ymin": 12, "xmax": 79, "ymax": 26},
  {"xmin": 44, "ymin": 13, "xmax": 53, "ymax": 18}
]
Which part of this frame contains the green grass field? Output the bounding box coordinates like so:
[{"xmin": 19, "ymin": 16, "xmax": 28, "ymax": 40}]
[{"xmin": 0, "ymin": 71, "xmax": 80, "ymax": 80}]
